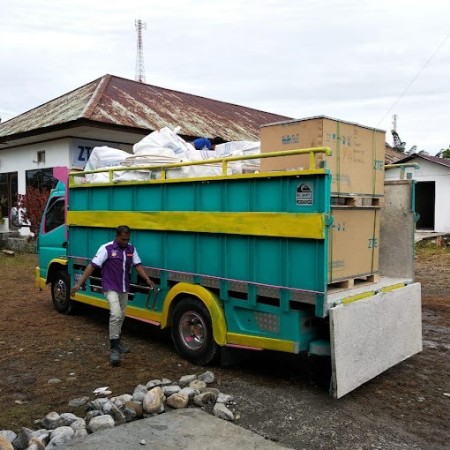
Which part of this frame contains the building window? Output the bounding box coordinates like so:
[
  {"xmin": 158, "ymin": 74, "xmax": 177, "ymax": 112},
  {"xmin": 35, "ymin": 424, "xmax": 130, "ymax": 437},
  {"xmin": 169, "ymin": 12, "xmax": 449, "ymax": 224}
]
[
  {"xmin": 37, "ymin": 150, "xmax": 46, "ymax": 164},
  {"xmin": 26, "ymin": 168, "xmax": 56, "ymax": 191},
  {"xmin": 406, "ymin": 172, "xmax": 413, "ymax": 180}
]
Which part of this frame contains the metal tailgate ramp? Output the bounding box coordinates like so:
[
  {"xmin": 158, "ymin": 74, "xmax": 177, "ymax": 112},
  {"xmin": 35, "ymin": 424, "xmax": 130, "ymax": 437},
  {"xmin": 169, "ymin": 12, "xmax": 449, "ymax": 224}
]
[{"xmin": 330, "ymin": 282, "xmax": 422, "ymax": 398}]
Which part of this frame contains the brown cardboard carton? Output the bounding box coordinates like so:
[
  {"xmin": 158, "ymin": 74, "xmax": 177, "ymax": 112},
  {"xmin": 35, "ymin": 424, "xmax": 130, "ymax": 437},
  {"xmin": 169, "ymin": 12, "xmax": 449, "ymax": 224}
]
[
  {"xmin": 260, "ymin": 116, "xmax": 385, "ymax": 197},
  {"xmin": 329, "ymin": 207, "xmax": 380, "ymax": 282}
]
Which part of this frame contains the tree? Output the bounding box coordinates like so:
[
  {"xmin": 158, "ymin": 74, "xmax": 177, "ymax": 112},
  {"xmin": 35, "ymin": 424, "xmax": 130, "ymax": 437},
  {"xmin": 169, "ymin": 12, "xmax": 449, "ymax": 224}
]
[
  {"xmin": 437, "ymin": 146, "xmax": 450, "ymax": 159},
  {"xmin": 23, "ymin": 186, "xmax": 50, "ymax": 235}
]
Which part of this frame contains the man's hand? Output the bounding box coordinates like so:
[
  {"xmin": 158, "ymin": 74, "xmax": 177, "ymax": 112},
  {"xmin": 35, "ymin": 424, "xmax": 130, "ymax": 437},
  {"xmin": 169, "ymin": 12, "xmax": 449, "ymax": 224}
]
[
  {"xmin": 70, "ymin": 284, "xmax": 81, "ymax": 297},
  {"xmin": 146, "ymin": 277, "xmax": 156, "ymax": 291}
]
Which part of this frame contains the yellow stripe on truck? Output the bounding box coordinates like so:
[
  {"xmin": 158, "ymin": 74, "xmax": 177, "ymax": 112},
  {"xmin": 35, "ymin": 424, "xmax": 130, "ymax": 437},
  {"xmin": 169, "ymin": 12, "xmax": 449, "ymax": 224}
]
[
  {"xmin": 226, "ymin": 333, "xmax": 298, "ymax": 353},
  {"xmin": 67, "ymin": 211, "xmax": 326, "ymax": 240}
]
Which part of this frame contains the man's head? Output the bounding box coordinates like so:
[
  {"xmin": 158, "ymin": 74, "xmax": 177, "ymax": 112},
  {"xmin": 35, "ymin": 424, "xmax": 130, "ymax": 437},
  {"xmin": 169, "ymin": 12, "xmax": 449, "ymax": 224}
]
[{"xmin": 115, "ymin": 225, "xmax": 131, "ymax": 248}]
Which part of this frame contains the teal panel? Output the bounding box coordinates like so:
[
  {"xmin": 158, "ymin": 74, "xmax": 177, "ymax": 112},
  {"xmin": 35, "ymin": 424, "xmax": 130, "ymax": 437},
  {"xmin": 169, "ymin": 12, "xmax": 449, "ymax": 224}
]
[
  {"xmin": 254, "ymin": 179, "xmax": 284, "ymax": 212},
  {"xmin": 253, "ymin": 238, "xmax": 282, "ymax": 285},
  {"xmin": 223, "ymin": 301, "xmax": 318, "ymax": 348},
  {"xmin": 111, "ymin": 186, "xmax": 134, "ymax": 211},
  {"xmin": 223, "ymin": 181, "xmax": 250, "ymax": 212},
  {"xmin": 198, "ymin": 183, "xmax": 222, "ymax": 211},
  {"xmin": 165, "ymin": 232, "xmax": 196, "ymax": 272},
  {"xmin": 90, "ymin": 187, "xmax": 110, "ymax": 210},
  {"xmin": 198, "ymin": 234, "xmax": 221, "ymax": 275},
  {"xmin": 286, "ymin": 239, "xmax": 326, "ymax": 291},
  {"xmin": 135, "ymin": 185, "xmax": 163, "ymax": 211},
  {"xmin": 166, "ymin": 183, "xmax": 195, "ymax": 211},
  {"xmin": 225, "ymin": 236, "xmax": 250, "ymax": 281},
  {"xmin": 132, "ymin": 231, "xmax": 164, "ymax": 268}
]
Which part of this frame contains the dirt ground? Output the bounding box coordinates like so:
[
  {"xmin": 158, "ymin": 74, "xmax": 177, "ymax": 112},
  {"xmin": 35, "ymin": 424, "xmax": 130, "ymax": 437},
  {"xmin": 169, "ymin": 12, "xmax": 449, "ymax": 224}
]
[{"xmin": 0, "ymin": 244, "xmax": 449, "ymax": 450}]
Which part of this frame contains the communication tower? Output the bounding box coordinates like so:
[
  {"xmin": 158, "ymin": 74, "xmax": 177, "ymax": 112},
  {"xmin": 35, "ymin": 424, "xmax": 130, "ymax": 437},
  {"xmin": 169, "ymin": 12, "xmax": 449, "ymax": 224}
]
[{"xmin": 135, "ymin": 19, "xmax": 146, "ymax": 83}]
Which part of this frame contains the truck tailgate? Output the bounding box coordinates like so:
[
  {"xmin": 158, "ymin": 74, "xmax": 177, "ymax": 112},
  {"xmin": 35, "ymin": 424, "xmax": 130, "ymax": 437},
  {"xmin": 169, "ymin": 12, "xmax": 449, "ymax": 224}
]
[{"xmin": 330, "ymin": 282, "xmax": 422, "ymax": 398}]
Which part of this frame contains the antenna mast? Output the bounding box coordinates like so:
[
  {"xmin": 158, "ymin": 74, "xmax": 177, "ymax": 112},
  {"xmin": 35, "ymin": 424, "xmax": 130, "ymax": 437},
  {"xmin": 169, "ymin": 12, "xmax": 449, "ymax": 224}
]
[{"xmin": 135, "ymin": 19, "xmax": 146, "ymax": 83}]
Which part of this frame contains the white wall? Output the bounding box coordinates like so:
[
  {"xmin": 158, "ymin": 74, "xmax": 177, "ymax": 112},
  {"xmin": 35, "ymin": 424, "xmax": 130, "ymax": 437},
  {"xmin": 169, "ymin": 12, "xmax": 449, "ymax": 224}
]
[
  {"xmin": 0, "ymin": 138, "xmax": 71, "ymax": 193},
  {"xmin": 385, "ymin": 158, "xmax": 450, "ymax": 232},
  {"xmin": 0, "ymin": 137, "xmax": 133, "ymax": 194}
]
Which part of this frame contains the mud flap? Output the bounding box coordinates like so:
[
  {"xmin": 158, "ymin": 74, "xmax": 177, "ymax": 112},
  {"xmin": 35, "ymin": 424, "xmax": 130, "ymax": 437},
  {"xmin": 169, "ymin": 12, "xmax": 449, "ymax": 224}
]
[{"xmin": 330, "ymin": 282, "xmax": 422, "ymax": 398}]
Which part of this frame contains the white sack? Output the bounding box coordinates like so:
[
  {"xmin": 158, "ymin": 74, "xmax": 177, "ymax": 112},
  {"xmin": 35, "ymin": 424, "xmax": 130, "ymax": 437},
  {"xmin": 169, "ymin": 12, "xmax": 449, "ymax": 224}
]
[{"xmin": 133, "ymin": 127, "xmax": 190, "ymax": 156}]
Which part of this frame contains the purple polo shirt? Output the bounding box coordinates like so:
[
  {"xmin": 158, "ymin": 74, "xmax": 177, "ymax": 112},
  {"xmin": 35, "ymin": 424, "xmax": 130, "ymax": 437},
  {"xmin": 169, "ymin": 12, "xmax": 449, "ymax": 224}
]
[{"xmin": 91, "ymin": 240, "xmax": 142, "ymax": 292}]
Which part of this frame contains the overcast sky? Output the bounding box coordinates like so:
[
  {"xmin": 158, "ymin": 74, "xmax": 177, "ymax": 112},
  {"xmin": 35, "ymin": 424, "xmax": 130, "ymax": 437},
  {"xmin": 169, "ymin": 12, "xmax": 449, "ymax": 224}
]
[{"xmin": 1, "ymin": 0, "xmax": 449, "ymax": 154}]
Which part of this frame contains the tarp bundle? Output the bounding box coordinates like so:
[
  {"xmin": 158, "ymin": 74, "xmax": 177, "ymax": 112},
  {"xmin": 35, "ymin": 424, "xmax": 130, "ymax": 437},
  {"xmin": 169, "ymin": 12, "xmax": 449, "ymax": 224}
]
[{"xmin": 80, "ymin": 127, "xmax": 261, "ymax": 183}]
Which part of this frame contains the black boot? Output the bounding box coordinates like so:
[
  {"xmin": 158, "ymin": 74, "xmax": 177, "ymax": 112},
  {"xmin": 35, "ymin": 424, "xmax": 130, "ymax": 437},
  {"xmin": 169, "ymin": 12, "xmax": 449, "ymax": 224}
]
[
  {"xmin": 110, "ymin": 339, "xmax": 121, "ymax": 366},
  {"xmin": 118, "ymin": 338, "xmax": 130, "ymax": 354}
]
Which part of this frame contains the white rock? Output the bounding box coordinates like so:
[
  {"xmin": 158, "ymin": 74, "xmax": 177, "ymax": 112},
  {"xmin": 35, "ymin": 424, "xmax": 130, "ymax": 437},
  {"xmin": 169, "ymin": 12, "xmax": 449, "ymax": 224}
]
[
  {"xmin": 161, "ymin": 378, "xmax": 172, "ymax": 386},
  {"xmin": 68, "ymin": 397, "xmax": 90, "ymax": 408},
  {"xmin": 166, "ymin": 393, "xmax": 189, "ymax": 409},
  {"xmin": 145, "ymin": 379, "xmax": 161, "ymax": 389},
  {"xmin": 217, "ymin": 393, "xmax": 234, "ymax": 404},
  {"xmin": 74, "ymin": 428, "xmax": 88, "ymax": 439},
  {"xmin": 112, "ymin": 394, "xmax": 133, "ymax": 408},
  {"xmin": 103, "ymin": 401, "xmax": 126, "ymax": 426},
  {"xmin": 213, "ymin": 403, "xmax": 235, "ymax": 421},
  {"xmin": 132, "ymin": 385, "xmax": 148, "ymax": 402},
  {"xmin": 143, "ymin": 387, "xmax": 165, "ymax": 414},
  {"xmin": 0, "ymin": 435, "xmax": 14, "ymax": 450},
  {"xmin": 58, "ymin": 413, "xmax": 78, "ymax": 426},
  {"xmin": 193, "ymin": 391, "xmax": 218, "ymax": 407},
  {"xmin": 69, "ymin": 418, "xmax": 86, "ymax": 431},
  {"xmin": 163, "ymin": 385, "xmax": 181, "ymax": 396},
  {"xmin": 87, "ymin": 415, "xmax": 115, "ymax": 433},
  {"xmin": 179, "ymin": 387, "xmax": 200, "ymax": 399},
  {"xmin": 189, "ymin": 380, "xmax": 207, "ymax": 391},
  {"xmin": 140, "ymin": 439, "xmax": 147, "ymax": 445},
  {"xmin": 49, "ymin": 426, "xmax": 74, "ymax": 441},
  {"xmin": 41, "ymin": 412, "xmax": 61, "ymax": 429},
  {"xmin": 45, "ymin": 433, "xmax": 74, "ymax": 450},
  {"xmin": 178, "ymin": 374, "xmax": 197, "ymax": 386},
  {"xmin": 198, "ymin": 371, "xmax": 215, "ymax": 384},
  {"xmin": 0, "ymin": 430, "xmax": 16, "ymax": 443}
]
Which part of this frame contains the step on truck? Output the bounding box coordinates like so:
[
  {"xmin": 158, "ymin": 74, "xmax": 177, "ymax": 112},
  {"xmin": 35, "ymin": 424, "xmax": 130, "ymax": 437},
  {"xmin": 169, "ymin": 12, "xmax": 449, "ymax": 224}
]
[{"xmin": 36, "ymin": 148, "xmax": 422, "ymax": 398}]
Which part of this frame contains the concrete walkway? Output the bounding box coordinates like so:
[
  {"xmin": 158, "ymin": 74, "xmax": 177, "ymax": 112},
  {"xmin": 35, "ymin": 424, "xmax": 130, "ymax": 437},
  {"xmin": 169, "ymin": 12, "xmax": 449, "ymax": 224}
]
[{"xmin": 63, "ymin": 408, "xmax": 291, "ymax": 450}]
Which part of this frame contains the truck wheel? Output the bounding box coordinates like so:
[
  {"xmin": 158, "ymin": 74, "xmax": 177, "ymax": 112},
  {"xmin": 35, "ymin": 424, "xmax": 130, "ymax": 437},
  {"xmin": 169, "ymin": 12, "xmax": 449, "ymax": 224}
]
[
  {"xmin": 51, "ymin": 271, "xmax": 73, "ymax": 315},
  {"xmin": 171, "ymin": 297, "xmax": 219, "ymax": 366}
]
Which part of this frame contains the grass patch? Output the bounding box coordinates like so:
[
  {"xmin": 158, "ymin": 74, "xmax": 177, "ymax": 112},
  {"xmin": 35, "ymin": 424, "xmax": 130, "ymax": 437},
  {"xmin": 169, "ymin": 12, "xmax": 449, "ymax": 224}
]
[
  {"xmin": 416, "ymin": 239, "xmax": 450, "ymax": 257},
  {"xmin": 0, "ymin": 253, "xmax": 37, "ymax": 269}
]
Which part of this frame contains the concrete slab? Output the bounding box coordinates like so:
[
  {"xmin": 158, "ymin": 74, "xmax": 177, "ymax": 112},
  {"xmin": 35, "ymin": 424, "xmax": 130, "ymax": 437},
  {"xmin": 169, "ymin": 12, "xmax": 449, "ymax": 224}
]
[
  {"xmin": 63, "ymin": 408, "xmax": 291, "ymax": 450},
  {"xmin": 330, "ymin": 282, "xmax": 422, "ymax": 398}
]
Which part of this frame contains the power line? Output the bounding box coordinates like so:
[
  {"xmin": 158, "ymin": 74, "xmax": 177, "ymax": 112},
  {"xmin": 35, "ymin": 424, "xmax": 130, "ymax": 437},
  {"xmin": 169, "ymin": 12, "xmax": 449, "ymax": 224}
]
[{"xmin": 377, "ymin": 32, "xmax": 450, "ymax": 127}]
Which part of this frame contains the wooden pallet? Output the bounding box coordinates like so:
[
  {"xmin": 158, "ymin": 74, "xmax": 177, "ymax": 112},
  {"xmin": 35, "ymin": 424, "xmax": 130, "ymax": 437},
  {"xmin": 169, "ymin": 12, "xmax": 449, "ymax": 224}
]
[
  {"xmin": 331, "ymin": 196, "xmax": 384, "ymax": 207},
  {"xmin": 328, "ymin": 273, "xmax": 381, "ymax": 291}
]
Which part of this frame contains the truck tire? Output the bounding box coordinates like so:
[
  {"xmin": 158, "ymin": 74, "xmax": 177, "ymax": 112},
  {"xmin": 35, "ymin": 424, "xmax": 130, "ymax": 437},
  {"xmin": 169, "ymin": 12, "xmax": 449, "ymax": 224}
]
[
  {"xmin": 171, "ymin": 297, "xmax": 219, "ymax": 366},
  {"xmin": 51, "ymin": 270, "xmax": 74, "ymax": 315}
]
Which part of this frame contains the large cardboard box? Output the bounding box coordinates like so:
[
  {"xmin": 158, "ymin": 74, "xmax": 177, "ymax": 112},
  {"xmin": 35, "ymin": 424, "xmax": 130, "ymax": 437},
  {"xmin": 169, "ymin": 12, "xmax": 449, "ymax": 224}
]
[
  {"xmin": 328, "ymin": 207, "xmax": 380, "ymax": 283},
  {"xmin": 261, "ymin": 116, "xmax": 385, "ymax": 197}
]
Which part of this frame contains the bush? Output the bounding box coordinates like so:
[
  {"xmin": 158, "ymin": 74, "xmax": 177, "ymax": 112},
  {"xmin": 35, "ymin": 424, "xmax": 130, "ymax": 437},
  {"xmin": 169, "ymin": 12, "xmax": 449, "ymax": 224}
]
[{"xmin": 22, "ymin": 187, "xmax": 50, "ymax": 235}]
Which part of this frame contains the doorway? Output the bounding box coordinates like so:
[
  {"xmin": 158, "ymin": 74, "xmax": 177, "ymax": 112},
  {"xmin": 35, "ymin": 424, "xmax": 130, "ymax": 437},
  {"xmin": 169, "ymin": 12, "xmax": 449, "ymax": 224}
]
[
  {"xmin": 415, "ymin": 181, "xmax": 435, "ymax": 230},
  {"xmin": 0, "ymin": 172, "xmax": 18, "ymax": 226}
]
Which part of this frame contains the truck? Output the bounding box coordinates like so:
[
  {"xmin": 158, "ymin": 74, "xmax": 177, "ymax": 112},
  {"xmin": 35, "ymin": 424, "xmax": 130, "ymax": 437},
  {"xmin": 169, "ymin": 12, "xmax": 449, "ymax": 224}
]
[{"xmin": 36, "ymin": 147, "xmax": 422, "ymax": 398}]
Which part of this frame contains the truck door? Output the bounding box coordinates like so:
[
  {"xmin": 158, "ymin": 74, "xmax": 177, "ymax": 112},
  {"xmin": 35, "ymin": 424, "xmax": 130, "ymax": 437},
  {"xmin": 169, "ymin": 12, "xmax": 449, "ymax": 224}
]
[{"xmin": 37, "ymin": 195, "xmax": 66, "ymax": 281}]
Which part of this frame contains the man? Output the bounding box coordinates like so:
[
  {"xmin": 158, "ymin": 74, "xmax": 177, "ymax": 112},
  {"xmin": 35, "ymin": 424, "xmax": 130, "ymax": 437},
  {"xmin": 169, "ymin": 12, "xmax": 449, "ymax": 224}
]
[{"xmin": 70, "ymin": 225, "xmax": 155, "ymax": 366}]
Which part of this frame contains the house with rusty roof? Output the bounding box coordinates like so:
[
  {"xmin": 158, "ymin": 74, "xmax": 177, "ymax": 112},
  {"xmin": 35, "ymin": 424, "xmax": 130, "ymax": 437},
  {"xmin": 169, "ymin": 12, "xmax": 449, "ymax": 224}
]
[
  {"xmin": 385, "ymin": 153, "xmax": 450, "ymax": 232},
  {"xmin": 0, "ymin": 74, "xmax": 291, "ymax": 227}
]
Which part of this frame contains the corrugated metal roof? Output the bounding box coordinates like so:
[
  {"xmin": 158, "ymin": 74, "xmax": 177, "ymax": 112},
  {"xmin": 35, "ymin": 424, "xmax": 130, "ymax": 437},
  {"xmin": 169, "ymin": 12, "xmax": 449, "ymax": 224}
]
[
  {"xmin": 385, "ymin": 145, "xmax": 406, "ymax": 164},
  {"xmin": 0, "ymin": 74, "xmax": 292, "ymax": 142},
  {"xmin": 394, "ymin": 153, "xmax": 450, "ymax": 168}
]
